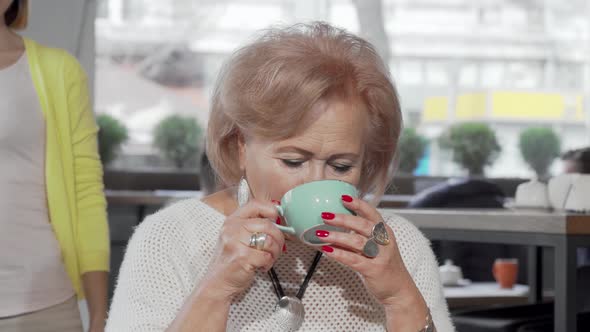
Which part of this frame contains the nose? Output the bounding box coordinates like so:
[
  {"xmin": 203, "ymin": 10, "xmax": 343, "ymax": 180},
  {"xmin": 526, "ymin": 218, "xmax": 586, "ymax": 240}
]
[{"xmin": 306, "ymin": 161, "xmax": 327, "ymax": 183}]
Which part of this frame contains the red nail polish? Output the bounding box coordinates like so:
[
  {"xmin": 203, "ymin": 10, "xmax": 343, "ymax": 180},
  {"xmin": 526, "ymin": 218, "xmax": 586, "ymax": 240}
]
[
  {"xmin": 321, "ymin": 212, "xmax": 335, "ymax": 220},
  {"xmin": 341, "ymin": 195, "xmax": 353, "ymax": 203},
  {"xmin": 283, "ymin": 244, "xmax": 287, "ymax": 252},
  {"xmin": 275, "ymin": 217, "xmax": 282, "ymax": 225},
  {"xmin": 316, "ymin": 230, "xmax": 329, "ymax": 238},
  {"xmin": 321, "ymin": 245, "xmax": 334, "ymax": 253}
]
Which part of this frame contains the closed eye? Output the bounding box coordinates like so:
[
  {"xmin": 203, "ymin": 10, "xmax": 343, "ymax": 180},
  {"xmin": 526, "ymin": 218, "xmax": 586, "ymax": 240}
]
[
  {"xmin": 331, "ymin": 164, "xmax": 352, "ymax": 174},
  {"xmin": 281, "ymin": 159, "xmax": 304, "ymax": 168}
]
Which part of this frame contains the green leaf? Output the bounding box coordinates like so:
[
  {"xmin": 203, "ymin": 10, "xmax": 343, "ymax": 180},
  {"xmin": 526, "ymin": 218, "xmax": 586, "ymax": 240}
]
[
  {"xmin": 438, "ymin": 122, "xmax": 501, "ymax": 176},
  {"xmin": 97, "ymin": 114, "xmax": 128, "ymax": 166},
  {"xmin": 397, "ymin": 128, "xmax": 429, "ymax": 174},
  {"xmin": 153, "ymin": 115, "xmax": 203, "ymax": 169},
  {"xmin": 518, "ymin": 127, "xmax": 560, "ymax": 178}
]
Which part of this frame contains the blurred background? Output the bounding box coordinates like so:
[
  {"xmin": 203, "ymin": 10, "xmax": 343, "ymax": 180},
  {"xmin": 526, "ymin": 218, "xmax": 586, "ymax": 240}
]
[
  {"xmin": 22, "ymin": 0, "xmax": 590, "ymax": 181},
  {"xmin": 90, "ymin": 0, "xmax": 590, "ymax": 180}
]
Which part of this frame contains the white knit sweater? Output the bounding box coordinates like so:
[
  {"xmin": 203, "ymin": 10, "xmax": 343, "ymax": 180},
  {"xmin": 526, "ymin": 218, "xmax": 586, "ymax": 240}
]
[{"xmin": 106, "ymin": 199, "xmax": 454, "ymax": 331}]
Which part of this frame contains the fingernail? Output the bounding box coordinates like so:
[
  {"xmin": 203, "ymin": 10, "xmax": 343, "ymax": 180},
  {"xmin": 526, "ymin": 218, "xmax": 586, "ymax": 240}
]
[
  {"xmin": 341, "ymin": 195, "xmax": 353, "ymax": 203},
  {"xmin": 321, "ymin": 245, "xmax": 334, "ymax": 253},
  {"xmin": 272, "ymin": 200, "xmax": 281, "ymax": 205},
  {"xmin": 321, "ymin": 212, "xmax": 335, "ymax": 220},
  {"xmin": 316, "ymin": 230, "xmax": 329, "ymax": 238},
  {"xmin": 275, "ymin": 217, "xmax": 282, "ymax": 225},
  {"xmin": 283, "ymin": 244, "xmax": 287, "ymax": 252}
]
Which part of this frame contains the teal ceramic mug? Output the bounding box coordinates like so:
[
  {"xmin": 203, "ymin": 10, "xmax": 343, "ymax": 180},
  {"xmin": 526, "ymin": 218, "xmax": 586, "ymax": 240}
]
[{"xmin": 274, "ymin": 180, "xmax": 358, "ymax": 245}]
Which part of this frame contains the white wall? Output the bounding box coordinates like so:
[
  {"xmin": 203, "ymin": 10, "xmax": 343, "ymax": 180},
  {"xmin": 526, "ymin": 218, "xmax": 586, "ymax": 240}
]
[{"xmin": 21, "ymin": 0, "xmax": 96, "ymax": 96}]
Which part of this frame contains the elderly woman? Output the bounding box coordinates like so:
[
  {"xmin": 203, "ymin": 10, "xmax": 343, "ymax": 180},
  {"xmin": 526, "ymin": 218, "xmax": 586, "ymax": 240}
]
[{"xmin": 106, "ymin": 23, "xmax": 453, "ymax": 331}]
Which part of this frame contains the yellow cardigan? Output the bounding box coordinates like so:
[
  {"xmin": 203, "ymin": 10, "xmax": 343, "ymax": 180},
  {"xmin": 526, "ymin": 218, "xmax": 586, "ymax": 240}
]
[{"xmin": 24, "ymin": 38, "xmax": 110, "ymax": 299}]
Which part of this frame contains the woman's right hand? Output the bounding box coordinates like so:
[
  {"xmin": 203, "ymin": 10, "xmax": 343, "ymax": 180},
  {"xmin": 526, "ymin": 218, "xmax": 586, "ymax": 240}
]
[{"xmin": 201, "ymin": 200, "xmax": 285, "ymax": 301}]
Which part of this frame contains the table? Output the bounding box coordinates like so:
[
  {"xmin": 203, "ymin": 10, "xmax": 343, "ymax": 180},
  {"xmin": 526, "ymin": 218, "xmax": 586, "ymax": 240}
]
[
  {"xmin": 444, "ymin": 282, "xmax": 530, "ymax": 309},
  {"xmin": 383, "ymin": 208, "xmax": 590, "ymax": 332}
]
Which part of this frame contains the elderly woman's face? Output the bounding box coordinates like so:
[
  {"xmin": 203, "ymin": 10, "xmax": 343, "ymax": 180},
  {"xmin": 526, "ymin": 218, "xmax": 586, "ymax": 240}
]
[{"xmin": 239, "ymin": 99, "xmax": 366, "ymax": 201}]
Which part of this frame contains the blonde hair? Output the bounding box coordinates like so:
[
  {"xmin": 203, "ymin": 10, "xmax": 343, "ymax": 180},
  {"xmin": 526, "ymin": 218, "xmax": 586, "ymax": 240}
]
[
  {"xmin": 5, "ymin": 0, "xmax": 28, "ymax": 30},
  {"xmin": 207, "ymin": 22, "xmax": 402, "ymax": 199}
]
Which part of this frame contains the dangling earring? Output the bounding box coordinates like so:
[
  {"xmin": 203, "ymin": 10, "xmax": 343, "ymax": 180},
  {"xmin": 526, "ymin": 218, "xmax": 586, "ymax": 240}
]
[{"xmin": 237, "ymin": 177, "xmax": 250, "ymax": 207}]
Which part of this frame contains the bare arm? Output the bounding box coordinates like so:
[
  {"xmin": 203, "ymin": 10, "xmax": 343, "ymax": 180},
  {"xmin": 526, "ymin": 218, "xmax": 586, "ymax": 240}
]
[
  {"xmin": 383, "ymin": 279, "xmax": 436, "ymax": 332},
  {"xmin": 82, "ymin": 271, "xmax": 109, "ymax": 332}
]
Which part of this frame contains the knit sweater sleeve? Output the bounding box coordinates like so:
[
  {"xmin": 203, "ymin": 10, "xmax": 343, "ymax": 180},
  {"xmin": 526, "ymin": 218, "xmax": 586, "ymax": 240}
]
[
  {"xmin": 105, "ymin": 210, "xmax": 199, "ymax": 332},
  {"xmin": 382, "ymin": 213, "xmax": 455, "ymax": 332}
]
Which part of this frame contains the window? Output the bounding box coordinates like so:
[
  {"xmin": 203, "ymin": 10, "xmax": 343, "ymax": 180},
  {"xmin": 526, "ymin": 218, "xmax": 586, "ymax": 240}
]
[
  {"xmin": 399, "ymin": 60, "xmax": 423, "ymax": 85},
  {"xmin": 481, "ymin": 62, "xmax": 505, "ymax": 88},
  {"xmin": 556, "ymin": 63, "xmax": 584, "ymax": 90},
  {"xmin": 97, "ymin": 0, "xmax": 108, "ymax": 19},
  {"xmin": 505, "ymin": 61, "xmax": 542, "ymax": 89},
  {"xmin": 95, "ymin": 0, "xmax": 590, "ymax": 180},
  {"xmin": 425, "ymin": 61, "xmax": 449, "ymax": 86},
  {"xmin": 459, "ymin": 63, "xmax": 478, "ymax": 87}
]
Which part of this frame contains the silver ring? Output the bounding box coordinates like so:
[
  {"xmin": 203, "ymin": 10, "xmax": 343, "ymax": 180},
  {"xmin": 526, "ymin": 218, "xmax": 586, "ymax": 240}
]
[
  {"xmin": 255, "ymin": 233, "xmax": 267, "ymax": 250},
  {"xmin": 363, "ymin": 239, "xmax": 379, "ymax": 258},
  {"xmin": 371, "ymin": 222, "xmax": 390, "ymax": 246},
  {"xmin": 249, "ymin": 233, "xmax": 258, "ymax": 248},
  {"xmin": 249, "ymin": 232, "xmax": 268, "ymax": 250}
]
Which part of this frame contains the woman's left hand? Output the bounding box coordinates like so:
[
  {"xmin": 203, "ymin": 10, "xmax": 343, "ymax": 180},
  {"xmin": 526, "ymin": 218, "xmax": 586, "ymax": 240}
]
[{"xmin": 317, "ymin": 195, "xmax": 425, "ymax": 309}]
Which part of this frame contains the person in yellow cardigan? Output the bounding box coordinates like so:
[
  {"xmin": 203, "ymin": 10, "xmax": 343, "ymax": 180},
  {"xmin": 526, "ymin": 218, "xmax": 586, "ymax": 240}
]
[{"xmin": 0, "ymin": 1, "xmax": 110, "ymax": 331}]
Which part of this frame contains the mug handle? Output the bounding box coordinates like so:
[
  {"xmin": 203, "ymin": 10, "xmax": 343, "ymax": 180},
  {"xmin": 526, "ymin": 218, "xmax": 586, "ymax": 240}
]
[{"xmin": 275, "ymin": 205, "xmax": 296, "ymax": 235}]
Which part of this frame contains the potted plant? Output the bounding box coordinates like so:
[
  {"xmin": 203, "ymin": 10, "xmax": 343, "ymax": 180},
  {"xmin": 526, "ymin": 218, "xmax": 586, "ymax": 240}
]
[
  {"xmin": 518, "ymin": 127, "xmax": 560, "ymax": 179},
  {"xmin": 397, "ymin": 128, "xmax": 428, "ymax": 174},
  {"xmin": 96, "ymin": 114, "xmax": 128, "ymax": 166},
  {"xmin": 439, "ymin": 122, "xmax": 501, "ymax": 176},
  {"xmin": 153, "ymin": 114, "xmax": 202, "ymax": 169}
]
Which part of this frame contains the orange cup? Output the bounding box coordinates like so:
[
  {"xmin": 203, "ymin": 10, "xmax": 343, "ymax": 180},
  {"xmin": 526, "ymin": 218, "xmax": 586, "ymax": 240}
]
[{"xmin": 493, "ymin": 258, "xmax": 518, "ymax": 289}]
